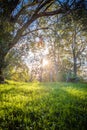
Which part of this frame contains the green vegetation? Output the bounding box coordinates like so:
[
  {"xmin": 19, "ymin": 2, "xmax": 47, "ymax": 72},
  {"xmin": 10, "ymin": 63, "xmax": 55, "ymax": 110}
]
[{"xmin": 0, "ymin": 81, "xmax": 87, "ymax": 130}]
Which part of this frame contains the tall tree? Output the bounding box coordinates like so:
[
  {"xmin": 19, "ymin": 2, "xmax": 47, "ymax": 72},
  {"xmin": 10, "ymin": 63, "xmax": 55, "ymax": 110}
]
[
  {"xmin": 37, "ymin": 10, "xmax": 87, "ymax": 81},
  {"xmin": 0, "ymin": 0, "xmax": 87, "ymax": 82}
]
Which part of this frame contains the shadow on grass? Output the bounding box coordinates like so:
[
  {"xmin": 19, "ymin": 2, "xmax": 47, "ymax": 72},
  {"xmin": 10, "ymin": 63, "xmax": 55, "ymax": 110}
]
[{"xmin": 0, "ymin": 82, "xmax": 87, "ymax": 130}]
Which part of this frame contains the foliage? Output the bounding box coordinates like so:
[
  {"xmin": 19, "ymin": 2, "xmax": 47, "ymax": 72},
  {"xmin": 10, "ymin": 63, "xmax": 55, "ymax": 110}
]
[
  {"xmin": 3, "ymin": 47, "xmax": 29, "ymax": 82},
  {"xmin": 0, "ymin": 0, "xmax": 87, "ymax": 83},
  {"xmin": 0, "ymin": 81, "xmax": 87, "ymax": 130}
]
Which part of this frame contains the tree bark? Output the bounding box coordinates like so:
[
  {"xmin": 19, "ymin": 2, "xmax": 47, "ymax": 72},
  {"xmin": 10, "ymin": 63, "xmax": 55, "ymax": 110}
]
[
  {"xmin": 0, "ymin": 68, "xmax": 4, "ymax": 83},
  {"xmin": 72, "ymin": 28, "xmax": 77, "ymax": 77},
  {"xmin": 73, "ymin": 56, "xmax": 77, "ymax": 77}
]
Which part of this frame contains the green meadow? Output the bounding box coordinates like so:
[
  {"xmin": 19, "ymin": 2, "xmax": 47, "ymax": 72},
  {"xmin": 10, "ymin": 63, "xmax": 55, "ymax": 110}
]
[{"xmin": 0, "ymin": 81, "xmax": 87, "ymax": 130}]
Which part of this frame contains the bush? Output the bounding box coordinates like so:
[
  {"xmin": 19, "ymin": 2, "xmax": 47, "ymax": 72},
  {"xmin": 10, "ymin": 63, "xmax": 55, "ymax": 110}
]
[{"xmin": 66, "ymin": 71, "xmax": 80, "ymax": 82}]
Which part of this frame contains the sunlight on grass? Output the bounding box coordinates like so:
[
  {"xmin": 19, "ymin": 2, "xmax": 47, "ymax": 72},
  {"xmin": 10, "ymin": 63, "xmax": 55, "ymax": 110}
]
[
  {"xmin": 61, "ymin": 85, "xmax": 87, "ymax": 99},
  {"xmin": 0, "ymin": 81, "xmax": 87, "ymax": 130}
]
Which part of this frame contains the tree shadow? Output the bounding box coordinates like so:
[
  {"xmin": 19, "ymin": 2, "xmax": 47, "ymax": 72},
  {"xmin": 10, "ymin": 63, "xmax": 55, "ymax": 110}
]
[{"xmin": 0, "ymin": 82, "xmax": 87, "ymax": 130}]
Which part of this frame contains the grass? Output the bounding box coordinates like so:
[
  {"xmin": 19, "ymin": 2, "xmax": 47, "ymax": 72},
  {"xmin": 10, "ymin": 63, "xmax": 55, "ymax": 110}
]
[{"xmin": 0, "ymin": 81, "xmax": 87, "ymax": 130}]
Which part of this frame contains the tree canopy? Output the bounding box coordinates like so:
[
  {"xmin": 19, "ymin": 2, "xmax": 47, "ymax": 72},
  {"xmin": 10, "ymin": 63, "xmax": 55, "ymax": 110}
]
[
  {"xmin": 0, "ymin": 0, "xmax": 87, "ymax": 83},
  {"xmin": 0, "ymin": 0, "xmax": 87, "ymax": 44}
]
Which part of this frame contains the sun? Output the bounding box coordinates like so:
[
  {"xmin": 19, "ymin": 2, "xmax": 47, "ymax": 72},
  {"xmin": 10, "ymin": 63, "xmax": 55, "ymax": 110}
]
[{"xmin": 43, "ymin": 59, "xmax": 49, "ymax": 66}]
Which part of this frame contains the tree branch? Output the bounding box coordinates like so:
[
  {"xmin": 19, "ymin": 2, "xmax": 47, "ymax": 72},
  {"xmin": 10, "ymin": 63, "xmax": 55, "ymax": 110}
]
[
  {"xmin": 37, "ymin": 8, "xmax": 68, "ymax": 17},
  {"xmin": 12, "ymin": 1, "xmax": 38, "ymax": 22},
  {"xmin": 22, "ymin": 27, "xmax": 49, "ymax": 37}
]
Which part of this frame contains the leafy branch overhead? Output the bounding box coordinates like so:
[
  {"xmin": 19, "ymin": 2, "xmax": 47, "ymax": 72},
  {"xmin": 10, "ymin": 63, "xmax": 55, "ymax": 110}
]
[{"xmin": 0, "ymin": 0, "xmax": 86, "ymax": 44}]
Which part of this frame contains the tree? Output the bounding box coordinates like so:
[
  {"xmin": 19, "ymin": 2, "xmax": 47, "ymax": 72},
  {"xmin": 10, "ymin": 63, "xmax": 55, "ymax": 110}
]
[
  {"xmin": 37, "ymin": 10, "xmax": 87, "ymax": 81},
  {"xmin": 0, "ymin": 0, "xmax": 87, "ymax": 83},
  {"xmin": 3, "ymin": 43, "xmax": 30, "ymax": 81},
  {"xmin": 58, "ymin": 14, "xmax": 87, "ymax": 81}
]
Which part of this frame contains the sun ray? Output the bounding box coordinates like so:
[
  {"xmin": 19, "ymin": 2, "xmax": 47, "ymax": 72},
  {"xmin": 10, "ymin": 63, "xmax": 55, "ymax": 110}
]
[{"xmin": 43, "ymin": 59, "xmax": 48, "ymax": 66}]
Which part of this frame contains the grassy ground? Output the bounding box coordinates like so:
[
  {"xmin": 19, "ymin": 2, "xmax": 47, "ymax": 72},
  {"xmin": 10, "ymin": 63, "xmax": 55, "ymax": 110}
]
[{"xmin": 0, "ymin": 81, "xmax": 87, "ymax": 130}]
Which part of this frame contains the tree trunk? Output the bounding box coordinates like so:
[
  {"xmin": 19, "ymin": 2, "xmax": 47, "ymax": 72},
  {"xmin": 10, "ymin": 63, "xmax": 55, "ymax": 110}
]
[
  {"xmin": 0, "ymin": 51, "xmax": 8, "ymax": 84},
  {"xmin": 73, "ymin": 57, "xmax": 77, "ymax": 77},
  {"xmin": 49, "ymin": 70, "xmax": 53, "ymax": 82},
  {"xmin": 39, "ymin": 67, "xmax": 43, "ymax": 82},
  {"xmin": 72, "ymin": 27, "xmax": 77, "ymax": 77},
  {"xmin": 0, "ymin": 68, "xmax": 5, "ymax": 83}
]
